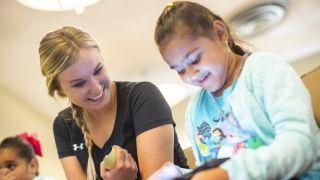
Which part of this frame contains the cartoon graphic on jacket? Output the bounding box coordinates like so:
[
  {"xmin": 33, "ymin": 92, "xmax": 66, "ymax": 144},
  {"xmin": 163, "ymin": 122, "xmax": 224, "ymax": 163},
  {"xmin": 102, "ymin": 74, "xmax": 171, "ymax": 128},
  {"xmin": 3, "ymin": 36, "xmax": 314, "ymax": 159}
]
[{"xmin": 194, "ymin": 80, "xmax": 263, "ymax": 161}]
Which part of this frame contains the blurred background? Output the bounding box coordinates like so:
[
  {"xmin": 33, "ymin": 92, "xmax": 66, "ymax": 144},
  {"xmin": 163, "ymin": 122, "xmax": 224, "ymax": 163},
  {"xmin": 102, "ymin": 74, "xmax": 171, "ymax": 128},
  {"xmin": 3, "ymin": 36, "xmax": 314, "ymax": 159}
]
[{"xmin": 1, "ymin": 0, "xmax": 320, "ymax": 179}]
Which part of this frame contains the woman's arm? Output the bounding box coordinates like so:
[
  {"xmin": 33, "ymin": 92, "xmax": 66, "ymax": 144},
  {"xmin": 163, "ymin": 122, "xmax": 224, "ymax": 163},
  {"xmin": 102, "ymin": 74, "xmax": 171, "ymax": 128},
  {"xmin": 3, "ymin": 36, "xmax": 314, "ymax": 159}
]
[
  {"xmin": 136, "ymin": 124, "xmax": 174, "ymax": 179},
  {"xmin": 60, "ymin": 156, "xmax": 86, "ymax": 180},
  {"xmin": 192, "ymin": 167, "xmax": 228, "ymax": 180}
]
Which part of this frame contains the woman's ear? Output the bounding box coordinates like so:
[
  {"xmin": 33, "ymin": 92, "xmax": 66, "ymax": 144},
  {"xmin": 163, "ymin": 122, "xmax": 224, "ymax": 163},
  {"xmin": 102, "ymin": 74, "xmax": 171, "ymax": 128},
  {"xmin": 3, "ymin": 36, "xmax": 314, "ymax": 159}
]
[
  {"xmin": 29, "ymin": 157, "xmax": 39, "ymax": 177},
  {"xmin": 57, "ymin": 85, "xmax": 66, "ymax": 97},
  {"xmin": 212, "ymin": 20, "xmax": 228, "ymax": 42},
  {"xmin": 57, "ymin": 90, "xmax": 66, "ymax": 97}
]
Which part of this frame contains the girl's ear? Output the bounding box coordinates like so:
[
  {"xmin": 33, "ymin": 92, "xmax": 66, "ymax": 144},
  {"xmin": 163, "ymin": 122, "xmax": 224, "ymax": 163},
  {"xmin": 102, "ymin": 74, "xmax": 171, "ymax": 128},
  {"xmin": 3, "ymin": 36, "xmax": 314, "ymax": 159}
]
[
  {"xmin": 29, "ymin": 157, "xmax": 39, "ymax": 177},
  {"xmin": 212, "ymin": 20, "xmax": 228, "ymax": 42}
]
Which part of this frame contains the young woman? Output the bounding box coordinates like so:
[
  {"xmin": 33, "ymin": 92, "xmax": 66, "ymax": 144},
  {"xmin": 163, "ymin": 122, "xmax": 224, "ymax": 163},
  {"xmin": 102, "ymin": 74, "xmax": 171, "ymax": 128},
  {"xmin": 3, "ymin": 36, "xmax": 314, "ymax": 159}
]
[{"xmin": 39, "ymin": 26, "xmax": 188, "ymax": 180}]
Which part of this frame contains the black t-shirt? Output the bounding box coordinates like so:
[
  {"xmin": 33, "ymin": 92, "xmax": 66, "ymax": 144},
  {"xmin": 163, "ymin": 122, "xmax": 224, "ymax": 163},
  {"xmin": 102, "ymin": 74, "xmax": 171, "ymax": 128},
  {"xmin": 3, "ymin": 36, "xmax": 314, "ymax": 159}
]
[{"xmin": 53, "ymin": 81, "xmax": 188, "ymax": 179}]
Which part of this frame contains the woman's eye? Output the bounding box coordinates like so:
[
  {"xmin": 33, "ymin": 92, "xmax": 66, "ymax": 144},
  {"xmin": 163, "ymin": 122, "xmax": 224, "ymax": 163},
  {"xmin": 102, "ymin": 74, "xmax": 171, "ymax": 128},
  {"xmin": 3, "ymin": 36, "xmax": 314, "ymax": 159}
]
[
  {"xmin": 94, "ymin": 66, "xmax": 102, "ymax": 76},
  {"xmin": 72, "ymin": 81, "xmax": 85, "ymax": 88},
  {"xmin": 6, "ymin": 163, "xmax": 16, "ymax": 171}
]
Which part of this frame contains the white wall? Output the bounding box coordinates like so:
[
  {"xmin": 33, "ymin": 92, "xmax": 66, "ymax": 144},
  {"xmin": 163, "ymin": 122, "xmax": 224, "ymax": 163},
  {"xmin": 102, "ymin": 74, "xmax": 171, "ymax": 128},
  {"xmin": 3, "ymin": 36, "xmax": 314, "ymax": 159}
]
[
  {"xmin": 291, "ymin": 53, "xmax": 320, "ymax": 75},
  {"xmin": 0, "ymin": 87, "xmax": 65, "ymax": 179}
]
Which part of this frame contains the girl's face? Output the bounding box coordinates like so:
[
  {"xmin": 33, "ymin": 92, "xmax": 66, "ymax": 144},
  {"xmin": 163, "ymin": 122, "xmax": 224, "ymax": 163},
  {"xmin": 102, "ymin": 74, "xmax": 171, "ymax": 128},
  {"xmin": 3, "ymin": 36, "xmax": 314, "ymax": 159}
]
[
  {"xmin": 0, "ymin": 148, "xmax": 37, "ymax": 180},
  {"xmin": 58, "ymin": 48, "xmax": 111, "ymax": 111},
  {"xmin": 161, "ymin": 34, "xmax": 230, "ymax": 92}
]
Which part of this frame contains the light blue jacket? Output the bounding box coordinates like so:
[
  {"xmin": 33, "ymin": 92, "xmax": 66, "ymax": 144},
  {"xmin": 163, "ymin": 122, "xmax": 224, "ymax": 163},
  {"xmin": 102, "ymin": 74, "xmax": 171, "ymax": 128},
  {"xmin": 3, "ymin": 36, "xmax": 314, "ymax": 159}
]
[{"xmin": 186, "ymin": 52, "xmax": 320, "ymax": 179}]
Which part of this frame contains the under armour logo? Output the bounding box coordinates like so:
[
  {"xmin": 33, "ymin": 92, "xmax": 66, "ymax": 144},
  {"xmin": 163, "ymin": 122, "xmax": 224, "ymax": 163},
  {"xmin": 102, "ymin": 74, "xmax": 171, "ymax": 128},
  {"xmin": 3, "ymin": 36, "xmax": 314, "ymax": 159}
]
[{"xmin": 73, "ymin": 143, "xmax": 84, "ymax": 151}]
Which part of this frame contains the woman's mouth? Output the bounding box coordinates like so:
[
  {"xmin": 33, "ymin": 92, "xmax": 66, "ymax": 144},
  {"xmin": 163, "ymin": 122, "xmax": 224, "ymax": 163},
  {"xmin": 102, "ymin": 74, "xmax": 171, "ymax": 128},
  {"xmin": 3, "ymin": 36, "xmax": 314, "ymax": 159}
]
[{"xmin": 88, "ymin": 86, "xmax": 105, "ymax": 102}]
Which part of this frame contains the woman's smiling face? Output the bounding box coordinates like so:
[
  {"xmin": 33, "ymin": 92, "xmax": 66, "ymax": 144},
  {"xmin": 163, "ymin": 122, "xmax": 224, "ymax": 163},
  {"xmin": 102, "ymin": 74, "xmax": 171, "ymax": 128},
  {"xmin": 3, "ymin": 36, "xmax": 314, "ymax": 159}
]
[{"xmin": 57, "ymin": 48, "xmax": 112, "ymax": 110}]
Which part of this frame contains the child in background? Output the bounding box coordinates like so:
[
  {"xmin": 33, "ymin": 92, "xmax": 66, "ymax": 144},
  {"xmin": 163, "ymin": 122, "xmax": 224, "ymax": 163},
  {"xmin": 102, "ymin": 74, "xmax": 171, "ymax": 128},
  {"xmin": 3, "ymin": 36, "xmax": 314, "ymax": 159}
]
[
  {"xmin": 152, "ymin": 1, "xmax": 320, "ymax": 179},
  {"xmin": 0, "ymin": 133, "xmax": 53, "ymax": 180}
]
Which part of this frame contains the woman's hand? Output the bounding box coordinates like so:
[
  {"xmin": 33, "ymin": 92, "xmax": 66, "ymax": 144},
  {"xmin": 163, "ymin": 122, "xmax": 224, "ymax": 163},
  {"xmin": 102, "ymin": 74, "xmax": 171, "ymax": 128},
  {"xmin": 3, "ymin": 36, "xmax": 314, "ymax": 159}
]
[
  {"xmin": 100, "ymin": 145, "xmax": 138, "ymax": 180},
  {"xmin": 191, "ymin": 167, "xmax": 228, "ymax": 180},
  {"xmin": 0, "ymin": 168, "xmax": 16, "ymax": 180}
]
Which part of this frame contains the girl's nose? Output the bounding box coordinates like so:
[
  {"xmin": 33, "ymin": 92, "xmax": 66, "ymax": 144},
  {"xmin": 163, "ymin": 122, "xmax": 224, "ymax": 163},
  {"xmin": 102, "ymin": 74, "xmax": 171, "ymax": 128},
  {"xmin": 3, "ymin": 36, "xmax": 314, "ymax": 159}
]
[
  {"xmin": 0, "ymin": 168, "xmax": 11, "ymax": 174},
  {"xmin": 186, "ymin": 65, "xmax": 199, "ymax": 82}
]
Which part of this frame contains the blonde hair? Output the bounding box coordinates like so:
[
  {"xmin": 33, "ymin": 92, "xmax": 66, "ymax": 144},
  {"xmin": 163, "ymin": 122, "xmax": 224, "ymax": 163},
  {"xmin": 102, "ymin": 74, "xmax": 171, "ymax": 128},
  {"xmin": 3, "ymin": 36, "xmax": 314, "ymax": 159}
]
[{"xmin": 39, "ymin": 26, "xmax": 98, "ymax": 180}]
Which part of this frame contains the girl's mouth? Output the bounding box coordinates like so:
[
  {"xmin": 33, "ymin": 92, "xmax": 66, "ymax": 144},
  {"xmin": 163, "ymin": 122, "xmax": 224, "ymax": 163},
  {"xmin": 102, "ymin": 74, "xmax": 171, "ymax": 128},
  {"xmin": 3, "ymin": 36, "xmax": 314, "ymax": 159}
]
[{"xmin": 199, "ymin": 73, "xmax": 210, "ymax": 83}]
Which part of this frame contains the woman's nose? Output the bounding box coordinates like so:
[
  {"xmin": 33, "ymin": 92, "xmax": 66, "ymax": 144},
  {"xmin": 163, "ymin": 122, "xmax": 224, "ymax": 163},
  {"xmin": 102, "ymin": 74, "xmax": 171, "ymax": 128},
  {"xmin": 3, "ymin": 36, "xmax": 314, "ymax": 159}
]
[{"xmin": 89, "ymin": 77, "xmax": 102, "ymax": 94}]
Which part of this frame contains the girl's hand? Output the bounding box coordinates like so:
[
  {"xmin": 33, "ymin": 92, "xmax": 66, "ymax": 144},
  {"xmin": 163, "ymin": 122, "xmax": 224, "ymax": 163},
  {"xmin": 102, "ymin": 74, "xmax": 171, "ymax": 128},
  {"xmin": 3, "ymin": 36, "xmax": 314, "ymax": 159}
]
[
  {"xmin": 147, "ymin": 162, "xmax": 182, "ymax": 180},
  {"xmin": 191, "ymin": 167, "xmax": 228, "ymax": 180},
  {"xmin": 0, "ymin": 168, "xmax": 16, "ymax": 180},
  {"xmin": 100, "ymin": 145, "xmax": 138, "ymax": 180}
]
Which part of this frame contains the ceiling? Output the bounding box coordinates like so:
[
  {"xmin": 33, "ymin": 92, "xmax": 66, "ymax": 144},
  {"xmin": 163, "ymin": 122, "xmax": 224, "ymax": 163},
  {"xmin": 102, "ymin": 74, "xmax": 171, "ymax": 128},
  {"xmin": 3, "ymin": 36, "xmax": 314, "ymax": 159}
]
[{"xmin": 1, "ymin": 0, "xmax": 320, "ymax": 119}]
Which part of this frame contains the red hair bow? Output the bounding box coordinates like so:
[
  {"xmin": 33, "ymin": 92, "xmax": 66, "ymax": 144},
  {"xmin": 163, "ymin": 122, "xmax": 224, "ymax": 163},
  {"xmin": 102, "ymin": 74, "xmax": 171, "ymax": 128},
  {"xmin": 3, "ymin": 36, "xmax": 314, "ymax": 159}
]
[{"xmin": 17, "ymin": 133, "xmax": 43, "ymax": 157}]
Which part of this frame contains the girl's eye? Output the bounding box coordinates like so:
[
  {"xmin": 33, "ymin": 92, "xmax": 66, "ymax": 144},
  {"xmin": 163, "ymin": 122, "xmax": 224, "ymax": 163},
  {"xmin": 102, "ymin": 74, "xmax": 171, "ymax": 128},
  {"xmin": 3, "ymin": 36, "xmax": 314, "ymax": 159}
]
[
  {"xmin": 6, "ymin": 163, "xmax": 16, "ymax": 171},
  {"xmin": 191, "ymin": 54, "xmax": 201, "ymax": 65},
  {"xmin": 94, "ymin": 66, "xmax": 103, "ymax": 76},
  {"xmin": 177, "ymin": 69, "xmax": 186, "ymax": 75},
  {"xmin": 72, "ymin": 81, "xmax": 85, "ymax": 88}
]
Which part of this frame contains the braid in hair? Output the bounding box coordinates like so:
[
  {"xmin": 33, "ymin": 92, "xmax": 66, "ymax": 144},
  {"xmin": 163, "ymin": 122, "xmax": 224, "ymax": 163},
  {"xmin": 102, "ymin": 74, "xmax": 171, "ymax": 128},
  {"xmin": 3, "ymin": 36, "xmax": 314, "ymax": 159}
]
[
  {"xmin": 227, "ymin": 36, "xmax": 246, "ymax": 56},
  {"xmin": 39, "ymin": 26, "xmax": 101, "ymax": 179},
  {"xmin": 71, "ymin": 103, "xmax": 96, "ymax": 180}
]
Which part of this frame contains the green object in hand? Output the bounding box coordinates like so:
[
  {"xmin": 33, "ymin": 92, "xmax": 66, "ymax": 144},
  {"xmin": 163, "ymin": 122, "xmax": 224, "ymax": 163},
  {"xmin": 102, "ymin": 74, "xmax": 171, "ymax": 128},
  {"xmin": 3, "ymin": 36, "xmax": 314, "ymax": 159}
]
[{"xmin": 104, "ymin": 147, "xmax": 116, "ymax": 169}]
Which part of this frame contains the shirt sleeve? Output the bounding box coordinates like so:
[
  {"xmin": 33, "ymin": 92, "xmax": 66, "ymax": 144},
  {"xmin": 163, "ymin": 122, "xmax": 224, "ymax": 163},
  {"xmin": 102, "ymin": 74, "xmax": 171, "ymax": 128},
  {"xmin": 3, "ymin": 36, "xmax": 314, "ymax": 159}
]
[
  {"xmin": 220, "ymin": 53, "xmax": 318, "ymax": 179},
  {"xmin": 129, "ymin": 82, "xmax": 175, "ymax": 136},
  {"xmin": 53, "ymin": 115, "xmax": 75, "ymax": 158}
]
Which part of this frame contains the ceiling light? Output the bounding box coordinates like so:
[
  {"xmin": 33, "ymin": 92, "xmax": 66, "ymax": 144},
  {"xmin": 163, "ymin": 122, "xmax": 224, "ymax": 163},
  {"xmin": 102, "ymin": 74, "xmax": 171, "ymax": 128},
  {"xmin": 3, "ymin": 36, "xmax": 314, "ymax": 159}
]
[
  {"xmin": 228, "ymin": 1, "xmax": 287, "ymax": 38},
  {"xmin": 16, "ymin": 0, "xmax": 102, "ymax": 15},
  {"xmin": 157, "ymin": 83, "xmax": 188, "ymax": 107}
]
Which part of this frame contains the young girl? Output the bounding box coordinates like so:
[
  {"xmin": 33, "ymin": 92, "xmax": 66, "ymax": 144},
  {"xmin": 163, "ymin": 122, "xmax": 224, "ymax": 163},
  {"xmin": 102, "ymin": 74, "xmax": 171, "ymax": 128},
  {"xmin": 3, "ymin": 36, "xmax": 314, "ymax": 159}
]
[
  {"xmin": 0, "ymin": 133, "xmax": 52, "ymax": 180},
  {"xmin": 39, "ymin": 26, "xmax": 188, "ymax": 180},
  {"xmin": 152, "ymin": 1, "xmax": 320, "ymax": 179}
]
